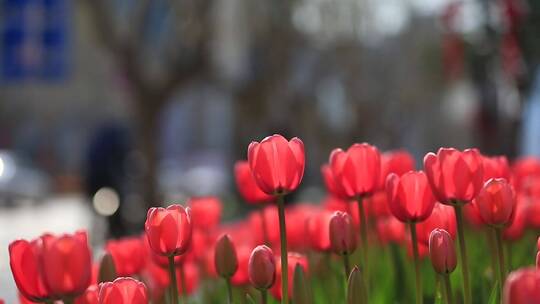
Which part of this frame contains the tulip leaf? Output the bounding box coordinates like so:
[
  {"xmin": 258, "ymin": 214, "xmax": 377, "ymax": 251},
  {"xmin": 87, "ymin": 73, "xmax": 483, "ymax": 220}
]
[
  {"xmin": 487, "ymin": 281, "xmax": 500, "ymax": 304},
  {"xmin": 98, "ymin": 253, "xmax": 117, "ymax": 283},
  {"xmin": 293, "ymin": 264, "xmax": 312, "ymax": 304},
  {"xmin": 245, "ymin": 293, "xmax": 256, "ymax": 304}
]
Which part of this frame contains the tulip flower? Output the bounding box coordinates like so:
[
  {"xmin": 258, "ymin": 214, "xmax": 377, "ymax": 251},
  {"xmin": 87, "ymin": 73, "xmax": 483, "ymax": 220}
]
[
  {"xmin": 215, "ymin": 234, "xmax": 238, "ymax": 304},
  {"xmin": 379, "ymin": 149, "xmax": 416, "ymax": 189},
  {"xmin": 105, "ymin": 237, "xmax": 146, "ymax": 277},
  {"xmin": 512, "ymin": 157, "xmax": 540, "ymax": 192},
  {"xmin": 503, "ymin": 194, "xmax": 527, "ymax": 241},
  {"xmin": 386, "ymin": 170, "xmax": 437, "ymax": 304},
  {"xmin": 429, "ymin": 229, "xmax": 456, "ymax": 304},
  {"xmin": 249, "ymin": 245, "xmax": 276, "ymax": 303},
  {"xmin": 187, "ymin": 196, "xmax": 222, "ymax": 230},
  {"xmin": 9, "ymin": 238, "xmax": 51, "ymax": 302},
  {"xmin": 329, "ymin": 143, "xmax": 381, "ymax": 284},
  {"xmin": 321, "ymin": 164, "xmax": 347, "ymax": 199},
  {"xmin": 75, "ymin": 285, "xmax": 98, "ymax": 304},
  {"xmin": 503, "ymin": 267, "xmax": 540, "ymax": 304},
  {"xmin": 9, "ymin": 231, "xmax": 92, "ymax": 303},
  {"xmin": 329, "ymin": 211, "xmax": 357, "ymax": 278},
  {"xmin": 416, "ymin": 204, "xmax": 456, "ymax": 246},
  {"xmin": 475, "ymin": 178, "xmax": 516, "ymax": 297},
  {"xmin": 270, "ymin": 253, "xmax": 308, "ymax": 301},
  {"xmin": 98, "ymin": 253, "xmax": 117, "ymax": 284},
  {"xmin": 482, "ymin": 155, "xmax": 511, "ymax": 181},
  {"xmin": 424, "ymin": 147, "xmax": 483, "ymax": 304},
  {"xmin": 292, "ymin": 264, "xmax": 312, "ymax": 304},
  {"xmin": 376, "ymin": 216, "xmax": 406, "ymax": 245},
  {"xmin": 248, "ymin": 134, "xmax": 305, "ymax": 304},
  {"xmin": 235, "ymin": 161, "xmax": 274, "ymax": 204},
  {"xmin": 306, "ymin": 210, "xmax": 334, "ymax": 252},
  {"xmin": 98, "ymin": 277, "xmax": 148, "ymax": 304},
  {"xmin": 145, "ymin": 204, "xmax": 192, "ymax": 304}
]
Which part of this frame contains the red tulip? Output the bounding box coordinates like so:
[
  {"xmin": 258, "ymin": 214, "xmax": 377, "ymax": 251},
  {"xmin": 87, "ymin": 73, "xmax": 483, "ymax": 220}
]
[
  {"xmin": 75, "ymin": 285, "xmax": 98, "ymax": 304},
  {"xmin": 140, "ymin": 260, "xmax": 169, "ymax": 301},
  {"xmin": 503, "ymin": 267, "xmax": 540, "ymax": 304},
  {"xmin": 248, "ymin": 134, "xmax": 305, "ymax": 195},
  {"xmin": 145, "ymin": 204, "xmax": 192, "ymax": 256},
  {"xmin": 214, "ymin": 234, "xmax": 238, "ymax": 278},
  {"xmin": 329, "ymin": 211, "xmax": 357, "ymax": 255},
  {"xmin": 329, "ymin": 143, "xmax": 381, "ymax": 199},
  {"xmin": 105, "ymin": 237, "xmax": 146, "ymax": 276},
  {"xmin": 235, "ymin": 161, "xmax": 273, "ymax": 204},
  {"xmin": 416, "ymin": 204, "xmax": 456, "ymax": 246},
  {"xmin": 321, "ymin": 164, "xmax": 347, "ymax": 199},
  {"xmin": 379, "ymin": 150, "xmax": 416, "ymax": 188},
  {"xmin": 424, "ymin": 148, "xmax": 484, "ymax": 204},
  {"xmin": 270, "ymin": 253, "xmax": 308, "ymax": 300},
  {"xmin": 322, "ymin": 195, "xmax": 349, "ymax": 213},
  {"xmin": 187, "ymin": 197, "xmax": 222, "ymax": 230},
  {"xmin": 231, "ymin": 244, "xmax": 252, "ymax": 286},
  {"xmin": 386, "ymin": 171, "xmax": 436, "ymax": 223},
  {"xmin": 249, "ymin": 245, "xmax": 276, "ymax": 290},
  {"xmin": 503, "ymin": 195, "xmax": 527, "ymax": 241},
  {"xmin": 464, "ymin": 201, "xmax": 485, "ymax": 228},
  {"xmin": 482, "ymin": 155, "xmax": 511, "ymax": 181},
  {"xmin": 367, "ymin": 191, "xmax": 391, "ymax": 218},
  {"xmin": 376, "ymin": 216, "xmax": 405, "ymax": 245},
  {"xmin": 98, "ymin": 277, "xmax": 148, "ymax": 304},
  {"xmin": 176, "ymin": 262, "xmax": 200, "ymax": 295},
  {"xmin": 475, "ymin": 178, "xmax": 516, "ymax": 228},
  {"xmin": 286, "ymin": 204, "xmax": 318, "ymax": 251},
  {"xmin": 248, "ymin": 206, "xmax": 280, "ymax": 246},
  {"xmin": 40, "ymin": 231, "xmax": 92, "ymax": 298},
  {"xmin": 429, "ymin": 229, "xmax": 457, "ymax": 274},
  {"xmin": 306, "ymin": 210, "xmax": 334, "ymax": 252},
  {"xmin": 512, "ymin": 157, "xmax": 540, "ymax": 192},
  {"xmin": 9, "ymin": 238, "xmax": 51, "ymax": 302}
]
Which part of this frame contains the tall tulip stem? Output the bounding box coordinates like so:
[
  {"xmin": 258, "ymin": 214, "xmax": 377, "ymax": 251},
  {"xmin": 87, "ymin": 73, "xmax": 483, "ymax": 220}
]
[
  {"xmin": 495, "ymin": 228, "xmax": 506, "ymax": 300},
  {"xmin": 226, "ymin": 277, "xmax": 233, "ymax": 304},
  {"xmin": 180, "ymin": 264, "xmax": 188, "ymax": 303},
  {"xmin": 260, "ymin": 289, "xmax": 268, "ymax": 304},
  {"xmin": 409, "ymin": 222, "xmax": 423, "ymax": 304},
  {"xmin": 168, "ymin": 256, "xmax": 180, "ymax": 304},
  {"xmin": 356, "ymin": 197, "xmax": 369, "ymax": 273},
  {"xmin": 442, "ymin": 274, "xmax": 454, "ymax": 304},
  {"xmin": 454, "ymin": 204, "xmax": 471, "ymax": 304},
  {"xmin": 277, "ymin": 194, "xmax": 289, "ymax": 304}
]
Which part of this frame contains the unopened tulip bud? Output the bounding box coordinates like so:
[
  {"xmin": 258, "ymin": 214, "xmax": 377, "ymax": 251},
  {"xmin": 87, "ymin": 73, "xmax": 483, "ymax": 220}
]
[
  {"xmin": 248, "ymin": 245, "xmax": 276, "ymax": 290},
  {"xmin": 329, "ymin": 211, "xmax": 357, "ymax": 255},
  {"xmin": 503, "ymin": 267, "xmax": 540, "ymax": 303},
  {"xmin": 292, "ymin": 264, "xmax": 312, "ymax": 304},
  {"xmin": 99, "ymin": 253, "xmax": 117, "ymax": 284},
  {"xmin": 475, "ymin": 178, "xmax": 516, "ymax": 228},
  {"xmin": 429, "ymin": 229, "xmax": 457, "ymax": 275},
  {"xmin": 347, "ymin": 266, "xmax": 367, "ymax": 304},
  {"xmin": 214, "ymin": 234, "xmax": 238, "ymax": 278}
]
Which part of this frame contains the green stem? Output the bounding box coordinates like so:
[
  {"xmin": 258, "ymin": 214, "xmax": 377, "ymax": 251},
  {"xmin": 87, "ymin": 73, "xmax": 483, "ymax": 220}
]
[
  {"xmin": 409, "ymin": 222, "xmax": 423, "ymax": 304},
  {"xmin": 226, "ymin": 277, "xmax": 233, "ymax": 304},
  {"xmin": 454, "ymin": 204, "xmax": 471, "ymax": 304},
  {"xmin": 487, "ymin": 229, "xmax": 498, "ymax": 280},
  {"xmin": 495, "ymin": 228, "xmax": 506, "ymax": 301},
  {"xmin": 442, "ymin": 274, "xmax": 454, "ymax": 304},
  {"xmin": 356, "ymin": 197, "xmax": 369, "ymax": 279},
  {"xmin": 180, "ymin": 264, "xmax": 188, "ymax": 303},
  {"xmin": 277, "ymin": 194, "xmax": 289, "ymax": 304},
  {"xmin": 168, "ymin": 256, "xmax": 180, "ymax": 304},
  {"xmin": 261, "ymin": 289, "xmax": 268, "ymax": 304},
  {"xmin": 343, "ymin": 252, "xmax": 351, "ymax": 279}
]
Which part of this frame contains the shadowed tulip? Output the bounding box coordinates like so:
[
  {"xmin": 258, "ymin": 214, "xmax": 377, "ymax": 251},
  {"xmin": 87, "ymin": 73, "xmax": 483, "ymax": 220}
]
[
  {"xmin": 386, "ymin": 171, "xmax": 436, "ymax": 223},
  {"xmin": 306, "ymin": 210, "xmax": 334, "ymax": 252},
  {"xmin": 145, "ymin": 204, "xmax": 192, "ymax": 257},
  {"xmin": 98, "ymin": 253, "xmax": 117, "ymax": 284},
  {"xmin": 215, "ymin": 234, "xmax": 238, "ymax": 278},
  {"xmin": 512, "ymin": 157, "xmax": 540, "ymax": 192},
  {"xmin": 248, "ymin": 134, "xmax": 305, "ymax": 195},
  {"xmin": 482, "ymin": 155, "xmax": 511, "ymax": 181},
  {"xmin": 321, "ymin": 164, "xmax": 347, "ymax": 199},
  {"xmin": 376, "ymin": 216, "xmax": 406, "ymax": 245},
  {"xmin": 429, "ymin": 229, "xmax": 457, "ymax": 274},
  {"xmin": 424, "ymin": 148, "xmax": 483, "ymax": 204},
  {"xmin": 235, "ymin": 161, "xmax": 273, "ymax": 204},
  {"xmin": 379, "ymin": 150, "xmax": 416, "ymax": 189},
  {"xmin": 248, "ymin": 245, "xmax": 276, "ymax": 290},
  {"xmin": 503, "ymin": 267, "xmax": 540, "ymax": 304},
  {"xmin": 329, "ymin": 211, "xmax": 357, "ymax": 256},
  {"xmin": 416, "ymin": 204, "xmax": 456, "ymax": 246},
  {"xmin": 475, "ymin": 178, "xmax": 516, "ymax": 228},
  {"xmin": 347, "ymin": 267, "xmax": 367, "ymax": 304},
  {"xmin": 98, "ymin": 277, "xmax": 148, "ymax": 304}
]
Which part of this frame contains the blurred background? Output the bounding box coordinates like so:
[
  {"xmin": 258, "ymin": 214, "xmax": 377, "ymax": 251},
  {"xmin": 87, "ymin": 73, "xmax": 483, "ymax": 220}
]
[{"xmin": 0, "ymin": 0, "xmax": 539, "ymax": 301}]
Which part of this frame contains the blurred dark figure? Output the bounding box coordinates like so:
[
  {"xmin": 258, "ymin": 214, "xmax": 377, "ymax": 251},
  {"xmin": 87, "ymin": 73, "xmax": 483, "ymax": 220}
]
[{"xmin": 85, "ymin": 123, "xmax": 132, "ymax": 238}]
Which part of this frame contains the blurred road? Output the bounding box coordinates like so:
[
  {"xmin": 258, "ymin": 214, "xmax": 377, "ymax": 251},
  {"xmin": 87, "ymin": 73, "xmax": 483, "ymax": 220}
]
[{"xmin": 0, "ymin": 196, "xmax": 97, "ymax": 303}]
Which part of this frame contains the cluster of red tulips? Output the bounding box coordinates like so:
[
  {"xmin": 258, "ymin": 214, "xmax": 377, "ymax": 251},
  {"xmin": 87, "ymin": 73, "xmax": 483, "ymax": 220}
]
[{"xmin": 6, "ymin": 134, "xmax": 540, "ymax": 303}]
